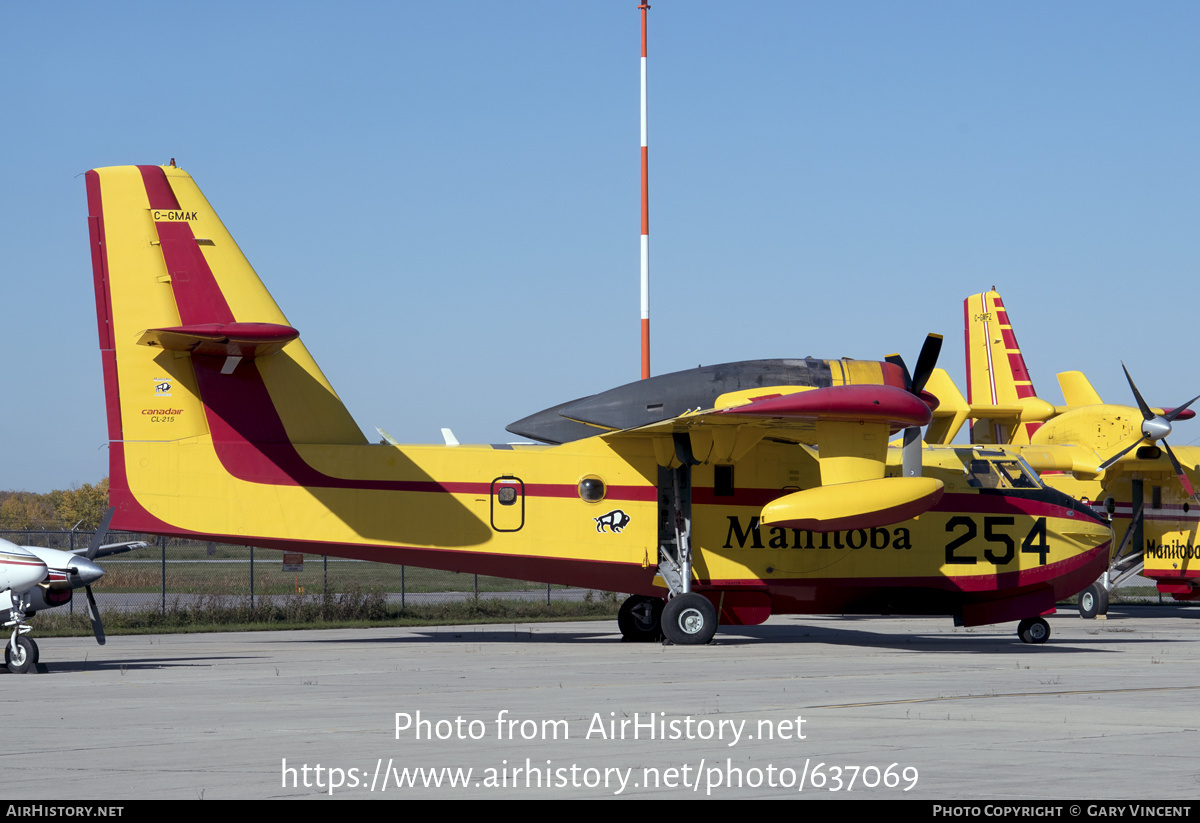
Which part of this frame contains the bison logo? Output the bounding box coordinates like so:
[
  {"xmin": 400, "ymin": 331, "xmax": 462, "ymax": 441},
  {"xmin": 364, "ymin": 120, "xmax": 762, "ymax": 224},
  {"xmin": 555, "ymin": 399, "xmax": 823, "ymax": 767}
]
[{"xmin": 594, "ymin": 509, "xmax": 631, "ymax": 533}]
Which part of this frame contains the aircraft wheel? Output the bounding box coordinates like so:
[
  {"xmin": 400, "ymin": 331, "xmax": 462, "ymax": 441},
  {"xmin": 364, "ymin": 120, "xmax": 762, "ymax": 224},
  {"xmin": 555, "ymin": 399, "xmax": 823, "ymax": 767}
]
[
  {"xmin": 1078, "ymin": 583, "xmax": 1108, "ymax": 620},
  {"xmin": 617, "ymin": 595, "xmax": 664, "ymax": 642},
  {"xmin": 5, "ymin": 636, "xmax": 36, "ymax": 674},
  {"xmin": 1017, "ymin": 617, "xmax": 1051, "ymax": 645},
  {"xmin": 661, "ymin": 593, "xmax": 717, "ymax": 646}
]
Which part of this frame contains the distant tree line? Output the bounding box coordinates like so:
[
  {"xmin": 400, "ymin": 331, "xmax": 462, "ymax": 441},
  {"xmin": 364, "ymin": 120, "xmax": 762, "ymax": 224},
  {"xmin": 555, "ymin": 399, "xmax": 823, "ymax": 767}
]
[{"xmin": 0, "ymin": 479, "xmax": 110, "ymax": 531}]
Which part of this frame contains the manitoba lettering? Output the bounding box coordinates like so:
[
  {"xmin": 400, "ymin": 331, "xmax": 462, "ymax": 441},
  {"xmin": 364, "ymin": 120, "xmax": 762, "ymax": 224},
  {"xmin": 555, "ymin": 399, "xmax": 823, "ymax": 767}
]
[{"xmin": 724, "ymin": 516, "xmax": 911, "ymax": 550}]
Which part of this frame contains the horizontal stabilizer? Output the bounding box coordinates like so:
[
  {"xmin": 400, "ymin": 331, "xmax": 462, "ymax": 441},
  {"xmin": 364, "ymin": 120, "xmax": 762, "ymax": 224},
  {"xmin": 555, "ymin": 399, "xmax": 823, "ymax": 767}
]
[
  {"xmin": 760, "ymin": 477, "xmax": 945, "ymax": 532},
  {"xmin": 138, "ymin": 322, "xmax": 299, "ymax": 359},
  {"xmin": 967, "ymin": 396, "xmax": 1058, "ymax": 424}
]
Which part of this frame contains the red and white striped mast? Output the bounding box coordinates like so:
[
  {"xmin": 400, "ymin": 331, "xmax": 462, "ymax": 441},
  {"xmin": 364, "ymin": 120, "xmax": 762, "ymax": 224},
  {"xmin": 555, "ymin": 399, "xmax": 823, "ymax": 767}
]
[{"xmin": 639, "ymin": 2, "xmax": 651, "ymax": 379}]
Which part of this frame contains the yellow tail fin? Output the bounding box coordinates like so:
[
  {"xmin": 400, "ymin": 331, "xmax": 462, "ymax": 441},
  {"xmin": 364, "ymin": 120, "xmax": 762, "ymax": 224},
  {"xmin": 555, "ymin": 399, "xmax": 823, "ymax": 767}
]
[
  {"xmin": 963, "ymin": 290, "xmax": 1042, "ymax": 445},
  {"xmin": 87, "ymin": 165, "xmax": 367, "ymax": 531}
]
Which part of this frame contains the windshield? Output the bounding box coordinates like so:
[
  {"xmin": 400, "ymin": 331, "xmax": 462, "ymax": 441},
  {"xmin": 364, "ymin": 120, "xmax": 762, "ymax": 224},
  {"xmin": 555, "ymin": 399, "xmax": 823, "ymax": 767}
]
[{"xmin": 957, "ymin": 450, "xmax": 1043, "ymax": 490}]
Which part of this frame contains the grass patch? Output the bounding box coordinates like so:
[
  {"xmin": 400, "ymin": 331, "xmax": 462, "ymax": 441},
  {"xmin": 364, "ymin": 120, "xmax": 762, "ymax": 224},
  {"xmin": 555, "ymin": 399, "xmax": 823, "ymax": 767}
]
[
  {"xmin": 33, "ymin": 589, "xmax": 622, "ymax": 637},
  {"xmin": 95, "ymin": 558, "xmax": 574, "ymax": 596}
]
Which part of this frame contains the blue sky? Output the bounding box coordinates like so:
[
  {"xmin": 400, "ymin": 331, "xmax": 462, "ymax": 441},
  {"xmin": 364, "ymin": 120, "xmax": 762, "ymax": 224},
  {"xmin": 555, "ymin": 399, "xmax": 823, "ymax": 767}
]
[{"xmin": 3, "ymin": 2, "xmax": 1198, "ymax": 491}]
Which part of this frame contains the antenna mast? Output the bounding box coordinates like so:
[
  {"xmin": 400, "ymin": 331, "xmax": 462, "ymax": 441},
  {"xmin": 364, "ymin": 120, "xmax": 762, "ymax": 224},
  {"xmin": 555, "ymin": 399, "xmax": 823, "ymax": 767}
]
[{"xmin": 639, "ymin": 3, "xmax": 651, "ymax": 379}]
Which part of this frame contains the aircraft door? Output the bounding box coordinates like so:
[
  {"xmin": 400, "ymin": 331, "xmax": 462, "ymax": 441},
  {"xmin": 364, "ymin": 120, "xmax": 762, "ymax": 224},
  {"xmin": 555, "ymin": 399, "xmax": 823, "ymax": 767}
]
[{"xmin": 490, "ymin": 476, "xmax": 525, "ymax": 532}]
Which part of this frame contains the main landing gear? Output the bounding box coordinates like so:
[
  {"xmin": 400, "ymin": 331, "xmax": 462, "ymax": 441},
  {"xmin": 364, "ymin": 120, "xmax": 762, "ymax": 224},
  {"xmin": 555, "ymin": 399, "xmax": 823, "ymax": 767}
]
[
  {"xmin": 630, "ymin": 450, "xmax": 718, "ymax": 646},
  {"xmin": 1017, "ymin": 617, "xmax": 1050, "ymax": 645},
  {"xmin": 661, "ymin": 593, "xmax": 717, "ymax": 645},
  {"xmin": 1078, "ymin": 583, "xmax": 1109, "ymax": 620},
  {"xmin": 617, "ymin": 593, "xmax": 718, "ymax": 645},
  {"xmin": 618, "ymin": 595, "xmax": 664, "ymax": 642}
]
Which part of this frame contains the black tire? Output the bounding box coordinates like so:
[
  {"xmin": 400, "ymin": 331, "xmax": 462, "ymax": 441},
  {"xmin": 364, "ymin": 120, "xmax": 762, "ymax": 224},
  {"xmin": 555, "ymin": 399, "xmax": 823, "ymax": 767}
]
[
  {"xmin": 661, "ymin": 593, "xmax": 718, "ymax": 645},
  {"xmin": 617, "ymin": 595, "xmax": 664, "ymax": 642},
  {"xmin": 1017, "ymin": 617, "xmax": 1051, "ymax": 645},
  {"xmin": 5, "ymin": 636, "xmax": 36, "ymax": 674},
  {"xmin": 1078, "ymin": 583, "xmax": 1108, "ymax": 619}
]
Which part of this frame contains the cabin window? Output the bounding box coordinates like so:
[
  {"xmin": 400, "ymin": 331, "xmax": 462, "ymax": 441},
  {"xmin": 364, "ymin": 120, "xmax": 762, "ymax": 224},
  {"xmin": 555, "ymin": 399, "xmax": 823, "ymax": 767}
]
[
  {"xmin": 579, "ymin": 477, "xmax": 606, "ymax": 503},
  {"xmin": 490, "ymin": 477, "xmax": 525, "ymax": 532}
]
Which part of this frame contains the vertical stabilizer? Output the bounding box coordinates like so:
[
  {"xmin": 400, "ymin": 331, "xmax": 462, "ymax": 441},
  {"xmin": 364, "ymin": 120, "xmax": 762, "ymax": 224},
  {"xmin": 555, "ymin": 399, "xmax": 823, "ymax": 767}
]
[
  {"xmin": 1057, "ymin": 371, "xmax": 1104, "ymax": 407},
  {"xmin": 963, "ymin": 290, "xmax": 1042, "ymax": 445},
  {"xmin": 87, "ymin": 165, "xmax": 367, "ymax": 529}
]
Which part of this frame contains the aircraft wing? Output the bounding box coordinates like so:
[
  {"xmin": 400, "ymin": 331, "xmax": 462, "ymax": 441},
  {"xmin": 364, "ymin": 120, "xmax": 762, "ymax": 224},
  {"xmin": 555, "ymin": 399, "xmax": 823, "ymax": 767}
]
[
  {"xmin": 601, "ymin": 383, "xmax": 945, "ymax": 531},
  {"xmin": 73, "ymin": 541, "xmax": 148, "ymax": 559}
]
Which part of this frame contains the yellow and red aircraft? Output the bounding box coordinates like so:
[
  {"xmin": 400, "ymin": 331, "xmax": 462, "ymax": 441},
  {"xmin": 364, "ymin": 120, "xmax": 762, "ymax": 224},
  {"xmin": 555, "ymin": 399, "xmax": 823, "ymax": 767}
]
[
  {"xmin": 84, "ymin": 166, "xmax": 1113, "ymax": 645},
  {"xmin": 926, "ymin": 289, "xmax": 1200, "ymax": 616}
]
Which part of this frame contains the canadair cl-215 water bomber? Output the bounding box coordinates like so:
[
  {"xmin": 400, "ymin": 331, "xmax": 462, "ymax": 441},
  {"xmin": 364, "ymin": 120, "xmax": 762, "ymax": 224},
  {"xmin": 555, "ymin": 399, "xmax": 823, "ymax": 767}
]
[{"xmin": 84, "ymin": 165, "xmax": 1112, "ymax": 645}]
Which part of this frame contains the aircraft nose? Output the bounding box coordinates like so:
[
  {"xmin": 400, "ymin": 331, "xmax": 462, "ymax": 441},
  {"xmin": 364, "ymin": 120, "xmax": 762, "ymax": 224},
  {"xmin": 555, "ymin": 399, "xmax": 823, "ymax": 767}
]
[{"xmin": 67, "ymin": 557, "xmax": 105, "ymax": 586}]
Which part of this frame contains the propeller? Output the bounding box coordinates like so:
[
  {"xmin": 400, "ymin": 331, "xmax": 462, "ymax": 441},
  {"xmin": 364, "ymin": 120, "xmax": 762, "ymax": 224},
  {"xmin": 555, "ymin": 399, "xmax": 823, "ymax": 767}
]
[
  {"xmin": 85, "ymin": 585, "xmax": 106, "ymax": 646},
  {"xmin": 85, "ymin": 507, "xmax": 116, "ymax": 561},
  {"xmin": 886, "ymin": 333, "xmax": 944, "ymax": 478},
  {"xmin": 81, "ymin": 507, "xmax": 116, "ymax": 645},
  {"xmin": 1098, "ymin": 364, "xmax": 1200, "ymax": 499}
]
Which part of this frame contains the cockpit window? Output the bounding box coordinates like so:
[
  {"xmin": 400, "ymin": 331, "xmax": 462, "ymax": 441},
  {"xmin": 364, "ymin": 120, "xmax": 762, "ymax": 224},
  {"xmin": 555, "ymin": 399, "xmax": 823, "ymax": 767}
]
[
  {"xmin": 995, "ymin": 459, "xmax": 1039, "ymax": 489},
  {"xmin": 959, "ymin": 451, "xmax": 1042, "ymax": 490}
]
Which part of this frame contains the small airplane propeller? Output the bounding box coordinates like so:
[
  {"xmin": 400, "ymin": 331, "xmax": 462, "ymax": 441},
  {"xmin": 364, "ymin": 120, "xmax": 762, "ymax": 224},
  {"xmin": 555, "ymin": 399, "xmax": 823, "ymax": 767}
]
[
  {"xmin": 81, "ymin": 507, "xmax": 117, "ymax": 645},
  {"xmin": 887, "ymin": 333, "xmax": 944, "ymax": 479},
  {"xmin": 85, "ymin": 585, "xmax": 106, "ymax": 646},
  {"xmin": 85, "ymin": 507, "xmax": 115, "ymax": 561},
  {"xmin": 1098, "ymin": 364, "xmax": 1200, "ymax": 500}
]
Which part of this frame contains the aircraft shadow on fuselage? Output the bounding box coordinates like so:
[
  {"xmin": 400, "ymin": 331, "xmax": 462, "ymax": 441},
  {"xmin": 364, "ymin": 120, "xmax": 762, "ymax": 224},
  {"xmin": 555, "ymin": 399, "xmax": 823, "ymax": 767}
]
[{"xmin": 158, "ymin": 349, "xmax": 495, "ymax": 549}]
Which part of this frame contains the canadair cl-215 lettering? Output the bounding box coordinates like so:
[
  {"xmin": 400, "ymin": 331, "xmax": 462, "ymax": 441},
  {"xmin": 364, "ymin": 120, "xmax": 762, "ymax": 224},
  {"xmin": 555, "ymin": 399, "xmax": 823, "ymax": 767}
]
[{"xmin": 85, "ymin": 165, "xmax": 1113, "ymax": 645}]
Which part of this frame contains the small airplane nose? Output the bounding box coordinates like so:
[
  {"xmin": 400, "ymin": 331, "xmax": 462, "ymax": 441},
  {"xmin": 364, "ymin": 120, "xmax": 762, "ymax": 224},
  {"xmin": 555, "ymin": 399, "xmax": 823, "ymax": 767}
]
[{"xmin": 67, "ymin": 557, "xmax": 105, "ymax": 586}]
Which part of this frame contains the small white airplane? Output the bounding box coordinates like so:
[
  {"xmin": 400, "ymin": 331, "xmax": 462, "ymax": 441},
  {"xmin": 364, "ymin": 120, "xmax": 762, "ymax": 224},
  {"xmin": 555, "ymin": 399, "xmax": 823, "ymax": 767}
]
[{"xmin": 0, "ymin": 508, "xmax": 144, "ymax": 673}]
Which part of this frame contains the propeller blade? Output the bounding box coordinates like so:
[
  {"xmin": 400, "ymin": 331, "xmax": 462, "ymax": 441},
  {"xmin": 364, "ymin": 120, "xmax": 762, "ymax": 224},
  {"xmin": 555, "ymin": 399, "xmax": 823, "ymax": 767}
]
[
  {"xmin": 1098, "ymin": 437, "xmax": 1144, "ymax": 472},
  {"xmin": 86, "ymin": 507, "xmax": 116, "ymax": 561},
  {"xmin": 1161, "ymin": 440, "xmax": 1197, "ymax": 500},
  {"xmin": 901, "ymin": 427, "xmax": 923, "ymax": 478},
  {"xmin": 909, "ymin": 333, "xmax": 943, "ymax": 397},
  {"xmin": 885, "ymin": 353, "xmax": 912, "ymax": 392},
  {"xmin": 889, "ymin": 335, "xmax": 943, "ymax": 479},
  {"xmin": 85, "ymin": 585, "xmax": 106, "ymax": 646},
  {"xmin": 1121, "ymin": 363, "xmax": 1155, "ymax": 422},
  {"xmin": 1164, "ymin": 393, "xmax": 1200, "ymax": 423}
]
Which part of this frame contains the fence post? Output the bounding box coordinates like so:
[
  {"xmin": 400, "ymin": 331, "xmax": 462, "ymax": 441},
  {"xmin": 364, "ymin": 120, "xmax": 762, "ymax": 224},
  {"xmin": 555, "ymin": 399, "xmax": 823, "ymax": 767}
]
[
  {"xmin": 250, "ymin": 545, "xmax": 255, "ymax": 611},
  {"xmin": 160, "ymin": 534, "xmax": 167, "ymax": 614},
  {"xmin": 401, "ymin": 566, "xmax": 406, "ymax": 610},
  {"xmin": 69, "ymin": 531, "xmax": 76, "ymax": 616}
]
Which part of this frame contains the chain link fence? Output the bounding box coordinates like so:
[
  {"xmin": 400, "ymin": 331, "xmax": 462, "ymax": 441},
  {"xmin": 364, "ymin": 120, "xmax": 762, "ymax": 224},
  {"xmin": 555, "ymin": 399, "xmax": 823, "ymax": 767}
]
[{"xmin": 3, "ymin": 530, "xmax": 592, "ymax": 615}]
